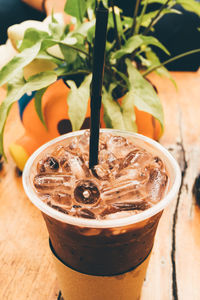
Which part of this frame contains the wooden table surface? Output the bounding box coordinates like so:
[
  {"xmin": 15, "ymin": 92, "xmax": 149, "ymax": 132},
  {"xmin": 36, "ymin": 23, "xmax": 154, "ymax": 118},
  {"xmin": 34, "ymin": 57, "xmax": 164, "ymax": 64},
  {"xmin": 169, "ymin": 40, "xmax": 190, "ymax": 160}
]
[{"xmin": 0, "ymin": 71, "xmax": 200, "ymax": 300}]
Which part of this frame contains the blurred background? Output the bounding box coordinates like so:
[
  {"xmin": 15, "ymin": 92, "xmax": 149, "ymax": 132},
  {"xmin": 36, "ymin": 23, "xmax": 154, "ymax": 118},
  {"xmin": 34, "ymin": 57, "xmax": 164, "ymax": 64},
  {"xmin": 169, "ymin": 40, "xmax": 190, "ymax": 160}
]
[{"xmin": 0, "ymin": 0, "xmax": 199, "ymax": 71}]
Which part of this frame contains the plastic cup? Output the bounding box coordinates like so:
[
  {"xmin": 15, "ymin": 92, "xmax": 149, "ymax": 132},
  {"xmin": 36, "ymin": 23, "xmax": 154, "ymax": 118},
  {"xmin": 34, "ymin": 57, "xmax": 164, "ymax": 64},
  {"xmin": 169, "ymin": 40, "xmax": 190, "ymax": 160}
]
[{"xmin": 23, "ymin": 129, "xmax": 181, "ymax": 300}]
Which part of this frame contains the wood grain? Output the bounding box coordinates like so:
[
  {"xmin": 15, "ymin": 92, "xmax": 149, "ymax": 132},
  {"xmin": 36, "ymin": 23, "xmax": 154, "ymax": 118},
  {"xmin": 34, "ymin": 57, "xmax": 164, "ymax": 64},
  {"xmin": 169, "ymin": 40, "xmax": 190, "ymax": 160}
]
[
  {"xmin": 142, "ymin": 71, "xmax": 200, "ymax": 300},
  {"xmin": 0, "ymin": 71, "xmax": 200, "ymax": 300}
]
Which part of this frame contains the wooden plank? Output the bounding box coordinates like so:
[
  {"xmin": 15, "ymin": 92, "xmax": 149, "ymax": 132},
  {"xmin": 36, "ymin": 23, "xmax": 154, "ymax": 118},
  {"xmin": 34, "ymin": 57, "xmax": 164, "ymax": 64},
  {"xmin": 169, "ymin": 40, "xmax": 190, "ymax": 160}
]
[
  {"xmin": 173, "ymin": 71, "xmax": 200, "ymax": 300},
  {"xmin": 142, "ymin": 71, "xmax": 200, "ymax": 300},
  {"xmin": 141, "ymin": 72, "xmax": 181, "ymax": 300},
  {"xmin": 0, "ymin": 103, "xmax": 59, "ymax": 300}
]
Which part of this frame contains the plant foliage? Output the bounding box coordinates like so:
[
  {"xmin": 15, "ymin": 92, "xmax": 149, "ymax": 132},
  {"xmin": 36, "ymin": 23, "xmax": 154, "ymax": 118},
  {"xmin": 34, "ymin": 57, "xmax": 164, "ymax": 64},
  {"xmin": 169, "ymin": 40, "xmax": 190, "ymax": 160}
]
[{"xmin": 0, "ymin": 0, "xmax": 200, "ymax": 156}]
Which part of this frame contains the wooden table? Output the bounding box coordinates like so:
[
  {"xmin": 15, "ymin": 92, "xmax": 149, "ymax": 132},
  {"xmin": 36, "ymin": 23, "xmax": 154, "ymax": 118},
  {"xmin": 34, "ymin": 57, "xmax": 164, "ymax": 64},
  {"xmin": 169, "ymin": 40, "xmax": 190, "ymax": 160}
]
[{"xmin": 0, "ymin": 71, "xmax": 200, "ymax": 300}]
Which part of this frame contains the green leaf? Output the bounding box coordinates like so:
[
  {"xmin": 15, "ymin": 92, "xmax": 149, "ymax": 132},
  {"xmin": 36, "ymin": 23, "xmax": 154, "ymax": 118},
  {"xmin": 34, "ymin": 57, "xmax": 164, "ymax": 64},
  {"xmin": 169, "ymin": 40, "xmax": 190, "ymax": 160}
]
[
  {"xmin": 102, "ymin": 88, "xmax": 126, "ymax": 130},
  {"xmin": 141, "ymin": 0, "xmax": 166, "ymax": 5},
  {"xmin": 0, "ymin": 43, "xmax": 41, "ymax": 86},
  {"xmin": 139, "ymin": 9, "xmax": 181, "ymax": 28},
  {"xmin": 42, "ymin": 39, "xmax": 88, "ymax": 57},
  {"xmin": 36, "ymin": 50, "xmax": 61, "ymax": 65},
  {"xmin": 49, "ymin": 22, "xmax": 64, "ymax": 40},
  {"xmin": 24, "ymin": 71, "xmax": 57, "ymax": 91},
  {"xmin": 146, "ymin": 51, "xmax": 177, "ymax": 89},
  {"xmin": 141, "ymin": 0, "xmax": 200, "ymax": 16},
  {"xmin": 47, "ymin": 12, "xmax": 65, "ymax": 39},
  {"xmin": 74, "ymin": 20, "xmax": 95, "ymax": 37},
  {"xmin": 177, "ymin": 0, "xmax": 200, "ymax": 16},
  {"xmin": 121, "ymin": 16, "xmax": 133, "ymax": 31},
  {"xmin": 69, "ymin": 33, "xmax": 85, "ymax": 45},
  {"xmin": 112, "ymin": 35, "xmax": 142, "ymax": 60},
  {"xmin": 59, "ymin": 44, "xmax": 78, "ymax": 64},
  {"xmin": 0, "ymin": 71, "xmax": 57, "ymax": 156},
  {"xmin": 121, "ymin": 92, "xmax": 137, "ymax": 132},
  {"xmin": 34, "ymin": 88, "xmax": 47, "ymax": 129},
  {"xmin": 141, "ymin": 0, "xmax": 171, "ymax": 4},
  {"xmin": 86, "ymin": 0, "xmax": 96, "ymax": 11},
  {"xmin": 54, "ymin": 67, "xmax": 90, "ymax": 77},
  {"xmin": 137, "ymin": 54, "xmax": 151, "ymax": 67},
  {"xmin": 51, "ymin": 11, "xmax": 58, "ymax": 23},
  {"xmin": 64, "ymin": 0, "xmax": 87, "ymax": 23},
  {"xmin": 111, "ymin": 66, "xmax": 130, "ymax": 90},
  {"xmin": 126, "ymin": 58, "xmax": 164, "ymax": 129},
  {"xmin": 112, "ymin": 35, "xmax": 170, "ymax": 60},
  {"xmin": 19, "ymin": 28, "xmax": 49, "ymax": 51},
  {"xmin": 102, "ymin": 0, "xmax": 109, "ymax": 8},
  {"xmin": 87, "ymin": 25, "xmax": 95, "ymax": 44},
  {"xmin": 67, "ymin": 74, "xmax": 92, "ymax": 131},
  {"xmin": 139, "ymin": 36, "xmax": 170, "ymax": 56},
  {"xmin": 108, "ymin": 7, "xmax": 125, "ymax": 40},
  {"xmin": 57, "ymin": 35, "xmax": 87, "ymax": 63}
]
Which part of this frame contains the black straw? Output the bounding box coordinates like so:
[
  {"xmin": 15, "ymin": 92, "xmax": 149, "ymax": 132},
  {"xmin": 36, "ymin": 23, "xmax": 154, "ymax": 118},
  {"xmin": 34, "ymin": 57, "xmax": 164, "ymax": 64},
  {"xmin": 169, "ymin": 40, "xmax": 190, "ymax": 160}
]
[{"xmin": 89, "ymin": 1, "xmax": 108, "ymax": 169}]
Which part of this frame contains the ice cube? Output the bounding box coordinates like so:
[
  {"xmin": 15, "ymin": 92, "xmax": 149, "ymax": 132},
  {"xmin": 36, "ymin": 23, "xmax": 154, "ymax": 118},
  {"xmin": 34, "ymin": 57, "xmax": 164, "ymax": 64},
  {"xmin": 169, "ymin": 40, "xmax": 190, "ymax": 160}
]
[
  {"xmin": 45, "ymin": 192, "xmax": 72, "ymax": 214},
  {"xmin": 76, "ymin": 208, "xmax": 96, "ymax": 219},
  {"xmin": 123, "ymin": 149, "xmax": 151, "ymax": 169},
  {"xmin": 37, "ymin": 156, "xmax": 60, "ymax": 173},
  {"xmin": 81, "ymin": 153, "xmax": 89, "ymax": 169},
  {"xmin": 33, "ymin": 173, "xmax": 73, "ymax": 192},
  {"xmin": 91, "ymin": 164, "xmax": 111, "ymax": 180},
  {"xmin": 47, "ymin": 201, "xmax": 69, "ymax": 214},
  {"xmin": 99, "ymin": 150, "xmax": 118, "ymax": 169},
  {"xmin": 79, "ymin": 130, "xmax": 90, "ymax": 145},
  {"xmin": 116, "ymin": 167, "xmax": 149, "ymax": 185},
  {"xmin": 59, "ymin": 151, "xmax": 89, "ymax": 178},
  {"xmin": 51, "ymin": 145, "xmax": 66, "ymax": 157},
  {"xmin": 112, "ymin": 201, "xmax": 151, "ymax": 211},
  {"xmin": 51, "ymin": 192, "xmax": 72, "ymax": 206},
  {"xmin": 99, "ymin": 133, "xmax": 111, "ymax": 150},
  {"xmin": 69, "ymin": 155, "xmax": 89, "ymax": 178},
  {"xmin": 67, "ymin": 137, "xmax": 80, "ymax": 154},
  {"xmin": 90, "ymin": 150, "xmax": 120, "ymax": 181},
  {"xmin": 100, "ymin": 205, "xmax": 118, "ymax": 217},
  {"xmin": 106, "ymin": 136, "xmax": 133, "ymax": 158},
  {"xmin": 153, "ymin": 156, "xmax": 164, "ymax": 169},
  {"xmin": 101, "ymin": 200, "xmax": 150, "ymax": 219},
  {"xmin": 76, "ymin": 130, "xmax": 90, "ymax": 154},
  {"xmin": 147, "ymin": 168, "xmax": 168, "ymax": 203},
  {"xmin": 74, "ymin": 180, "xmax": 100, "ymax": 205},
  {"xmin": 101, "ymin": 180, "xmax": 144, "ymax": 203}
]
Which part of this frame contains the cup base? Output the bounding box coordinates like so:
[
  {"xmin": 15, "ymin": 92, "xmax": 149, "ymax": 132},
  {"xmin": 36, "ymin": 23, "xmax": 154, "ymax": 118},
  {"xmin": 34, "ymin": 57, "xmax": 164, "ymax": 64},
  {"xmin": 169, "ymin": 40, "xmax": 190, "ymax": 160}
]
[{"xmin": 50, "ymin": 241, "xmax": 151, "ymax": 300}]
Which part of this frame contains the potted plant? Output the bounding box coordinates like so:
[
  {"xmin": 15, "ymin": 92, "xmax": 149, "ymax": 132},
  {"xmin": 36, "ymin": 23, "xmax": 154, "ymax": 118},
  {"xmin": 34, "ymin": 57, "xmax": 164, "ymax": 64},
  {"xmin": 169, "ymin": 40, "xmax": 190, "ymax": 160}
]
[{"xmin": 0, "ymin": 0, "xmax": 199, "ymax": 170}]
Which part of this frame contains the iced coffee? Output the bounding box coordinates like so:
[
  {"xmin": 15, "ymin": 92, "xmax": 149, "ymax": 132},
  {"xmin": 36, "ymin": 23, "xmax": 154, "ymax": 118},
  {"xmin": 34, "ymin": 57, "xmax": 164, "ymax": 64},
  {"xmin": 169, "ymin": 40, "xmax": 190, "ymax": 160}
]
[{"xmin": 23, "ymin": 129, "xmax": 181, "ymax": 300}]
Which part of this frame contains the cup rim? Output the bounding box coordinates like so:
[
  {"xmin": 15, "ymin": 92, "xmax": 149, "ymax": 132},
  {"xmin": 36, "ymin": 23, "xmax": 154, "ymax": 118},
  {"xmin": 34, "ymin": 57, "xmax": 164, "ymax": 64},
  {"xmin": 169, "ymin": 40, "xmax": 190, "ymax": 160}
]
[{"xmin": 22, "ymin": 129, "xmax": 181, "ymax": 228}]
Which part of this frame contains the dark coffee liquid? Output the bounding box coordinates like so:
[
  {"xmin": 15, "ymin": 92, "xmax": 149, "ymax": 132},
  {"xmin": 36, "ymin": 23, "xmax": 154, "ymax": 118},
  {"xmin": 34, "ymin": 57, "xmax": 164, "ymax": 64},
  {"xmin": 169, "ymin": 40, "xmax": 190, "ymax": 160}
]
[{"xmin": 43, "ymin": 211, "xmax": 162, "ymax": 275}]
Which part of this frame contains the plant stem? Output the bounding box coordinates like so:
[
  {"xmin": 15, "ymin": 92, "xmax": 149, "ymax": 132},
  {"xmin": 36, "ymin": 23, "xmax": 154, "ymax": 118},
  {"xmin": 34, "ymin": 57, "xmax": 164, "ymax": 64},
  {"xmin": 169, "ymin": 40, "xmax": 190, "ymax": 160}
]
[
  {"xmin": 143, "ymin": 0, "xmax": 171, "ymax": 36},
  {"xmin": 130, "ymin": 0, "xmax": 140, "ymax": 36},
  {"xmin": 110, "ymin": 0, "xmax": 121, "ymax": 49},
  {"xmin": 45, "ymin": 51, "xmax": 64, "ymax": 63},
  {"xmin": 143, "ymin": 48, "xmax": 200, "ymax": 76},
  {"xmin": 135, "ymin": 0, "xmax": 148, "ymax": 34},
  {"xmin": 62, "ymin": 44, "xmax": 89, "ymax": 57},
  {"xmin": 47, "ymin": 40, "xmax": 90, "ymax": 57},
  {"xmin": 55, "ymin": 69, "xmax": 90, "ymax": 77}
]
